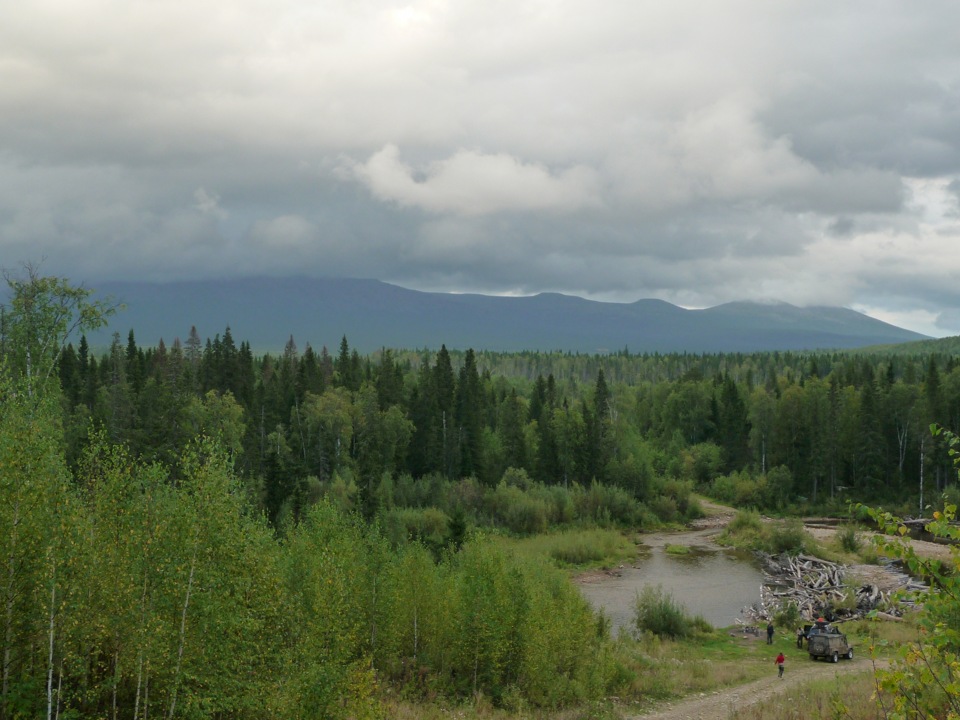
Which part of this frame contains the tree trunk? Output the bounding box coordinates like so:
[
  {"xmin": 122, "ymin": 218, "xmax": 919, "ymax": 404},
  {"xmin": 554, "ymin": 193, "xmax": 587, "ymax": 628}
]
[
  {"xmin": 134, "ymin": 570, "xmax": 149, "ymax": 720},
  {"xmin": 46, "ymin": 562, "xmax": 56, "ymax": 720},
  {"xmin": 111, "ymin": 644, "xmax": 120, "ymax": 720},
  {"xmin": 54, "ymin": 660, "xmax": 62, "ymax": 720},
  {"xmin": 761, "ymin": 435, "xmax": 766, "ymax": 475},
  {"xmin": 134, "ymin": 651, "xmax": 144, "ymax": 720},
  {"xmin": 897, "ymin": 425, "xmax": 908, "ymax": 486},
  {"xmin": 1, "ymin": 501, "xmax": 20, "ymax": 720},
  {"xmin": 919, "ymin": 435, "xmax": 925, "ymax": 517},
  {"xmin": 167, "ymin": 539, "xmax": 198, "ymax": 720}
]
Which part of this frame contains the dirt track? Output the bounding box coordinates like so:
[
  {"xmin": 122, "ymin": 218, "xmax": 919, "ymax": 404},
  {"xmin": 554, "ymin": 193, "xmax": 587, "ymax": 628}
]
[{"xmin": 627, "ymin": 653, "xmax": 884, "ymax": 720}]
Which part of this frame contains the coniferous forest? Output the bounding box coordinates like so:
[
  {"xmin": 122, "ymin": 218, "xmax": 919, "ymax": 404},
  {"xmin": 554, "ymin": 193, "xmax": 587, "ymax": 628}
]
[{"xmin": 2, "ymin": 271, "xmax": 959, "ymax": 719}]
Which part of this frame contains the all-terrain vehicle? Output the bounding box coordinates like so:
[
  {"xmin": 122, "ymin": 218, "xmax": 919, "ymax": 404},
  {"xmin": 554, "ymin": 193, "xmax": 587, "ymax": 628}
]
[{"xmin": 806, "ymin": 619, "xmax": 853, "ymax": 662}]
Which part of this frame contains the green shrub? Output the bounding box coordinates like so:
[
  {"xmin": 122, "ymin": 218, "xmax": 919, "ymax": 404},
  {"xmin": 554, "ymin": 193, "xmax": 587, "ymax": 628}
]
[
  {"xmin": 710, "ymin": 470, "xmax": 767, "ymax": 508},
  {"xmin": 503, "ymin": 494, "xmax": 549, "ymax": 535},
  {"xmin": 380, "ymin": 506, "xmax": 450, "ymax": 548},
  {"xmin": 765, "ymin": 466, "xmax": 794, "ymax": 508},
  {"xmin": 605, "ymin": 454, "xmax": 653, "ymax": 501},
  {"xmin": 649, "ymin": 495, "xmax": 679, "ymax": 523},
  {"xmin": 542, "ymin": 484, "xmax": 576, "ymax": 524},
  {"xmin": 726, "ymin": 508, "xmax": 763, "ymax": 534},
  {"xmin": 393, "ymin": 472, "xmax": 450, "ymax": 509},
  {"xmin": 720, "ymin": 511, "xmax": 810, "ymax": 555},
  {"xmin": 545, "ymin": 529, "xmax": 628, "ymax": 566},
  {"xmin": 773, "ymin": 601, "xmax": 801, "ymax": 630},
  {"xmin": 448, "ymin": 477, "xmax": 484, "ymax": 516},
  {"xmin": 830, "ymin": 588, "xmax": 859, "ymax": 614},
  {"xmin": 487, "ymin": 482, "xmax": 549, "ymax": 534},
  {"xmin": 836, "ymin": 523, "xmax": 862, "ymax": 553},
  {"xmin": 767, "ymin": 518, "xmax": 807, "ymax": 555},
  {"xmin": 633, "ymin": 585, "xmax": 696, "ymax": 639},
  {"xmin": 936, "ymin": 484, "xmax": 960, "ymax": 513},
  {"xmin": 573, "ymin": 481, "xmax": 642, "ymax": 526},
  {"xmin": 323, "ymin": 469, "xmax": 359, "ymax": 514},
  {"xmin": 501, "ymin": 466, "xmax": 533, "ymax": 489},
  {"xmin": 684, "ymin": 495, "xmax": 704, "ymax": 521},
  {"xmin": 679, "ymin": 442, "xmax": 723, "ymax": 486},
  {"xmin": 659, "ymin": 478, "xmax": 697, "ymax": 516},
  {"xmin": 633, "ymin": 502, "xmax": 661, "ymax": 530}
]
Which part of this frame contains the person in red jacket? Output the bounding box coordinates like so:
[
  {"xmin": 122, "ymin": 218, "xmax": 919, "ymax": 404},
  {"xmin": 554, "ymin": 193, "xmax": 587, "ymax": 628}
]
[{"xmin": 775, "ymin": 652, "xmax": 785, "ymax": 678}]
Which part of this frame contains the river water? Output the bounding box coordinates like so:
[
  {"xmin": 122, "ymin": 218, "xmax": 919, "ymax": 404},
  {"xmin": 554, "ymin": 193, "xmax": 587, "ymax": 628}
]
[{"xmin": 578, "ymin": 528, "xmax": 767, "ymax": 635}]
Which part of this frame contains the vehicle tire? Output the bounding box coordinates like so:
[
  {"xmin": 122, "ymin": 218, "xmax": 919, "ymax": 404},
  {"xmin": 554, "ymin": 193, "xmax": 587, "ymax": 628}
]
[
  {"xmin": 832, "ymin": 651, "xmax": 839, "ymax": 663},
  {"xmin": 847, "ymin": 648, "xmax": 854, "ymax": 660}
]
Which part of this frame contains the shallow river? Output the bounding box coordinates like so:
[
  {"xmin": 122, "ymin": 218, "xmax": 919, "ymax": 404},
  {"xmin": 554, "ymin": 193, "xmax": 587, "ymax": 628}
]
[{"xmin": 578, "ymin": 528, "xmax": 767, "ymax": 635}]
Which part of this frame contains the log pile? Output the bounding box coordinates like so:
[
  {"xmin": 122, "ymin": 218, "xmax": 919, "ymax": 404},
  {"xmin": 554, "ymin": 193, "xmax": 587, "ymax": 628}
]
[{"xmin": 741, "ymin": 553, "xmax": 928, "ymax": 624}]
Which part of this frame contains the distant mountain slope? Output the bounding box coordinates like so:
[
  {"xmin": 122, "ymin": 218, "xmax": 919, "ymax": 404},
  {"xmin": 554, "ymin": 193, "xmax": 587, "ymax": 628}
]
[
  {"xmin": 855, "ymin": 334, "xmax": 960, "ymax": 356},
  {"xmin": 84, "ymin": 277, "xmax": 929, "ymax": 354}
]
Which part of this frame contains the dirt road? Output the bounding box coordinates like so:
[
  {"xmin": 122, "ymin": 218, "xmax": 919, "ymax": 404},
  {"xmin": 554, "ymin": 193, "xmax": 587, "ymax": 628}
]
[{"xmin": 627, "ymin": 654, "xmax": 884, "ymax": 720}]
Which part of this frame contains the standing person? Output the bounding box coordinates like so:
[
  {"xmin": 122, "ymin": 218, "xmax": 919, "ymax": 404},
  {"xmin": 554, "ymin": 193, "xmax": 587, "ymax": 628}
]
[
  {"xmin": 766, "ymin": 621, "xmax": 774, "ymax": 644},
  {"xmin": 796, "ymin": 626, "xmax": 805, "ymax": 648},
  {"xmin": 775, "ymin": 652, "xmax": 785, "ymax": 678}
]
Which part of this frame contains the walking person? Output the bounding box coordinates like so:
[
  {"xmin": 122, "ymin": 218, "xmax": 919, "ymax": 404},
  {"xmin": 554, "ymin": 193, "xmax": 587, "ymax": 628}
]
[
  {"xmin": 766, "ymin": 621, "xmax": 774, "ymax": 644},
  {"xmin": 775, "ymin": 652, "xmax": 785, "ymax": 678}
]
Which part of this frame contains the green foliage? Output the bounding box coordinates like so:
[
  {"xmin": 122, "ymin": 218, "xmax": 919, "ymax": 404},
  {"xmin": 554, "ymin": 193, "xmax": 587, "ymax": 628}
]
[
  {"xmin": 633, "ymin": 585, "xmax": 709, "ymax": 639},
  {"xmin": 773, "ymin": 601, "xmax": 801, "ymax": 630},
  {"xmin": 710, "ymin": 469, "xmax": 768, "ymax": 507},
  {"xmin": 0, "ymin": 371, "xmax": 75, "ymax": 720},
  {"xmin": 281, "ymin": 501, "xmax": 381, "ymax": 719},
  {"xmin": 728, "ymin": 508, "xmax": 764, "ymax": 533},
  {"xmin": 855, "ymin": 424, "xmax": 960, "ymax": 719},
  {"xmin": 488, "ymin": 481, "xmax": 550, "ymax": 534},
  {"xmin": 573, "ymin": 480, "xmax": 646, "ymax": 526},
  {"xmin": 679, "ymin": 442, "xmax": 723, "ymax": 486},
  {"xmin": 1, "ymin": 265, "xmax": 116, "ymax": 396},
  {"xmin": 836, "ymin": 523, "xmax": 862, "ymax": 553},
  {"xmin": 381, "ymin": 505, "xmax": 450, "ymax": 549},
  {"xmin": 548, "ymin": 529, "xmax": 635, "ymax": 567},
  {"xmin": 720, "ymin": 511, "xmax": 810, "ymax": 555},
  {"xmin": 767, "ymin": 518, "xmax": 808, "ymax": 554}
]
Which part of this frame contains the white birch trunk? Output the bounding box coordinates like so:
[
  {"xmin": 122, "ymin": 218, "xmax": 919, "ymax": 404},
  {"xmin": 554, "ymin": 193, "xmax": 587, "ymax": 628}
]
[
  {"xmin": 167, "ymin": 540, "xmax": 198, "ymax": 720},
  {"xmin": 46, "ymin": 562, "xmax": 56, "ymax": 720},
  {"xmin": 919, "ymin": 435, "xmax": 925, "ymax": 516}
]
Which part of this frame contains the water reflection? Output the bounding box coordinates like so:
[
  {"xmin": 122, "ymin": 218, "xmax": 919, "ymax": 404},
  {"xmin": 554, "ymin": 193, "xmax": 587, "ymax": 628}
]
[{"xmin": 578, "ymin": 542, "xmax": 766, "ymax": 634}]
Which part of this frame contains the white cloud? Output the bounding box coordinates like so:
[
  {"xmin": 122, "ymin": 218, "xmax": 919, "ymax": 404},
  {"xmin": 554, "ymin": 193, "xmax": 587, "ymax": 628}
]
[
  {"xmin": 193, "ymin": 187, "xmax": 227, "ymax": 219},
  {"xmin": 344, "ymin": 144, "xmax": 601, "ymax": 215}
]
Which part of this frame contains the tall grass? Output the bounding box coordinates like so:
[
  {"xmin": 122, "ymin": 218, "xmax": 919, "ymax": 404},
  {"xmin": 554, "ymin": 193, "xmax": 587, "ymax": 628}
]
[
  {"xmin": 493, "ymin": 527, "xmax": 637, "ymax": 568},
  {"xmin": 633, "ymin": 585, "xmax": 712, "ymax": 639},
  {"xmin": 836, "ymin": 523, "xmax": 862, "ymax": 553},
  {"xmin": 727, "ymin": 673, "xmax": 891, "ymax": 719},
  {"xmin": 719, "ymin": 510, "xmax": 812, "ymax": 555}
]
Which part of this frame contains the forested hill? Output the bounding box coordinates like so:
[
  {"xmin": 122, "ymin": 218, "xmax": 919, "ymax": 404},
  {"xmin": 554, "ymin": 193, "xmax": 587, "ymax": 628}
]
[{"xmin": 88, "ymin": 277, "xmax": 928, "ymax": 353}]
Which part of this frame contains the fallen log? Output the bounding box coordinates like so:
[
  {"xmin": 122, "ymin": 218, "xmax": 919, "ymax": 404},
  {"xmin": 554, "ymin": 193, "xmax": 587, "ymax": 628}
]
[{"xmin": 743, "ymin": 551, "xmax": 929, "ymax": 624}]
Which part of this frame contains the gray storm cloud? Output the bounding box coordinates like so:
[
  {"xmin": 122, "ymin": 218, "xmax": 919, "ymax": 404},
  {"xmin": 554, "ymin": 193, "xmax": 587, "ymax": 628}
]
[{"xmin": 1, "ymin": 0, "xmax": 959, "ymax": 335}]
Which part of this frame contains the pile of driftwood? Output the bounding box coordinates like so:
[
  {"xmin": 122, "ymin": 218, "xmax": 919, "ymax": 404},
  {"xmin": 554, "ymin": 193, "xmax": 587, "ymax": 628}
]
[{"xmin": 742, "ymin": 553, "xmax": 929, "ymax": 624}]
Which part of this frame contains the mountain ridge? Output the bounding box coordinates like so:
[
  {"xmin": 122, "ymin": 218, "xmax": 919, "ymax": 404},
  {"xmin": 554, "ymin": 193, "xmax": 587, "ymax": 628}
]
[{"xmin": 84, "ymin": 276, "xmax": 929, "ymax": 354}]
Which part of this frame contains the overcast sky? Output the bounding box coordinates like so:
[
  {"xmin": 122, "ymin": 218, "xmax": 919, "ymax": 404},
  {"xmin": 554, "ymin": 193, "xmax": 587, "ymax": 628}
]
[{"xmin": 3, "ymin": 1, "xmax": 960, "ymax": 337}]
